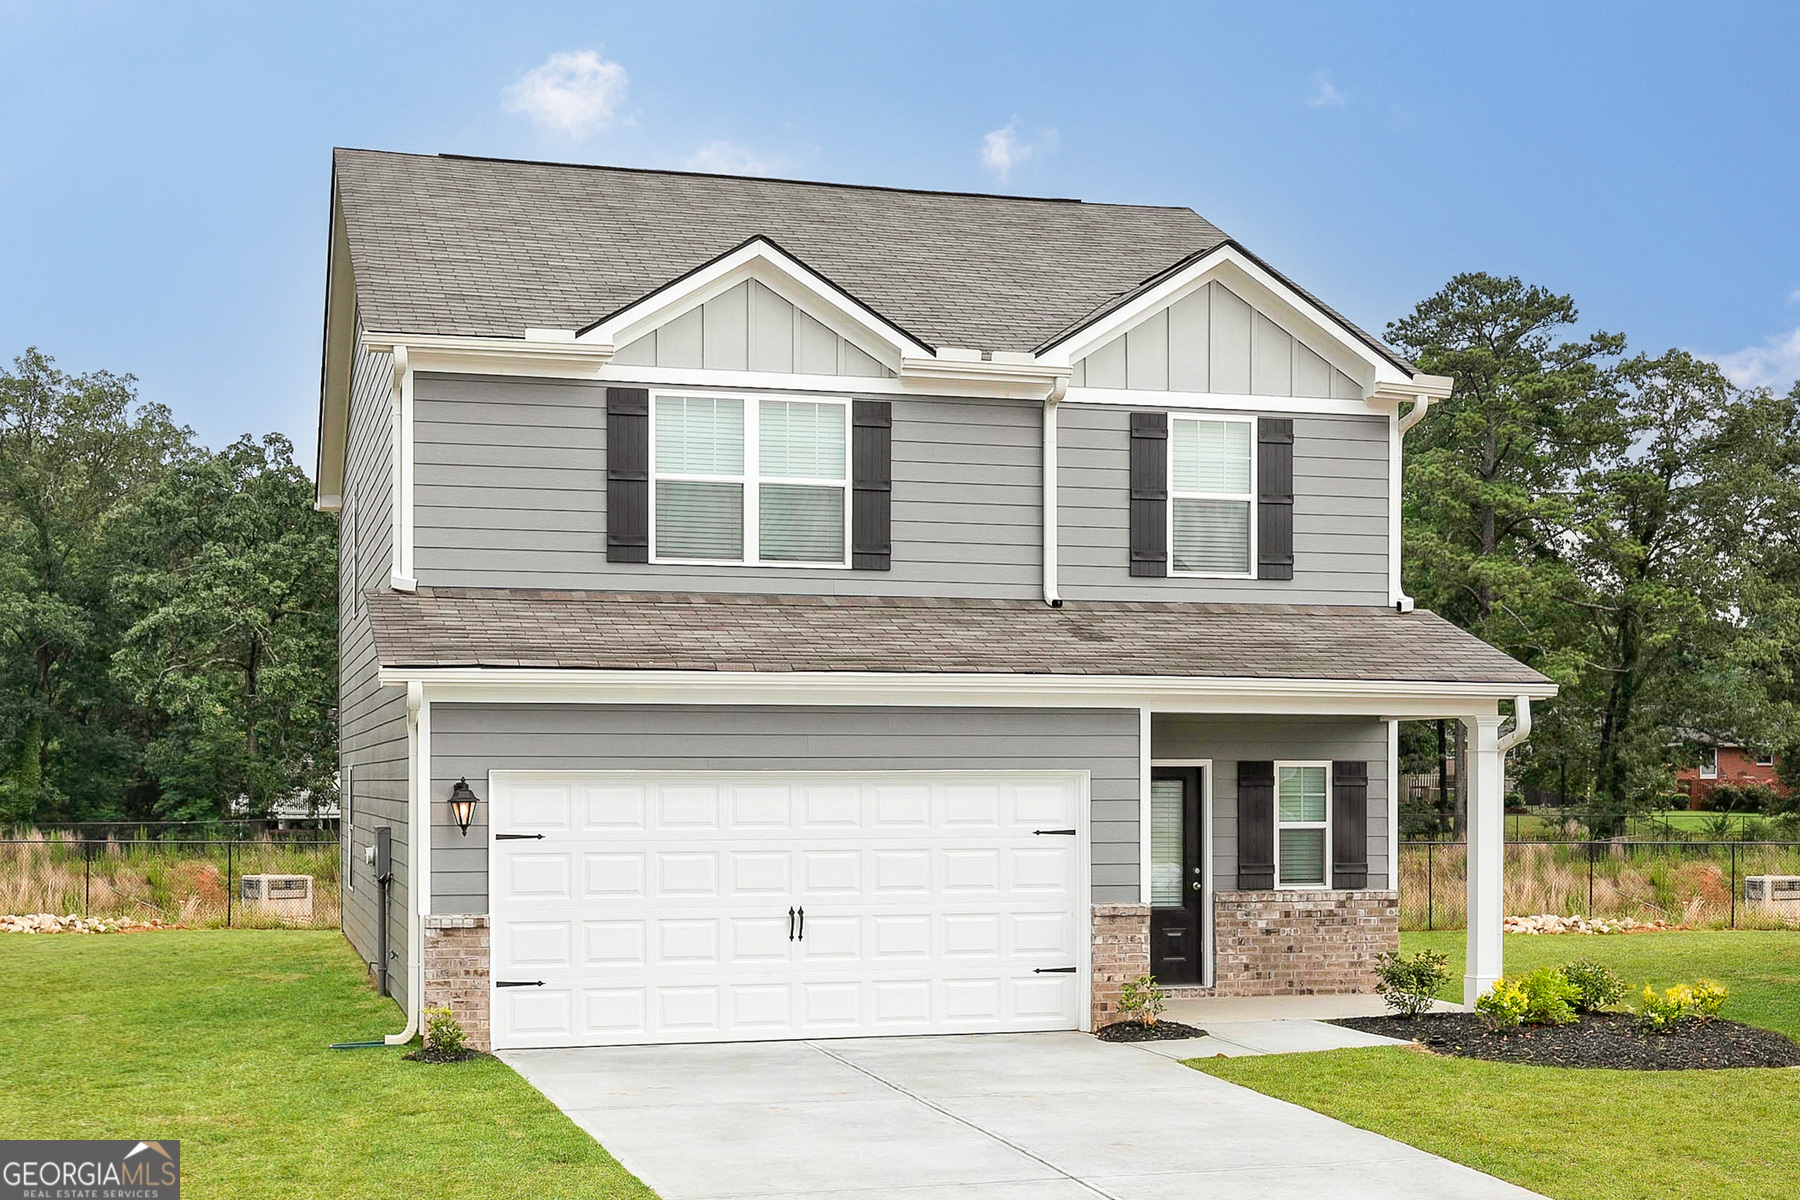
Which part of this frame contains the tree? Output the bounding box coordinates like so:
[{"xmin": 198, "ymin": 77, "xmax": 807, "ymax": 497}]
[
  {"xmin": 0, "ymin": 349, "xmax": 193, "ymax": 821},
  {"xmin": 112, "ymin": 434, "xmax": 337, "ymax": 819}
]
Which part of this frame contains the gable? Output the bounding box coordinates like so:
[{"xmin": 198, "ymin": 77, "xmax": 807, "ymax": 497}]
[
  {"xmin": 1073, "ymin": 282, "xmax": 1362, "ymax": 400},
  {"xmin": 609, "ymin": 279, "xmax": 893, "ymax": 377}
]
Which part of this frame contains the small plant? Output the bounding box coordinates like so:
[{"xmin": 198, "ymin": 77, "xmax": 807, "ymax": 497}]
[
  {"xmin": 1691, "ymin": 978, "xmax": 1729, "ymax": 1021},
  {"xmin": 424, "ymin": 1006, "xmax": 468, "ymax": 1055},
  {"xmin": 1558, "ymin": 960, "xmax": 1627, "ymax": 1013},
  {"xmin": 1634, "ymin": 984, "xmax": 1696, "ymax": 1033},
  {"xmin": 1373, "ymin": 949, "xmax": 1451, "ymax": 1018},
  {"xmin": 1515, "ymin": 967, "xmax": 1580, "ymax": 1026},
  {"xmin": 1475, "ymin": 979, "xmax": 1530, "ymax": 1031},
  {"xmin": 1116, "ymin": 974, "xmax": 1167, "ymax": 1026}
]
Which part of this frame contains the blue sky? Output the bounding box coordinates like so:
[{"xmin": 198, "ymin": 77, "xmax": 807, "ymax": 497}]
[{"xmin": 3, "ymin": 1, "xmax": 1797, "ymax": 468}]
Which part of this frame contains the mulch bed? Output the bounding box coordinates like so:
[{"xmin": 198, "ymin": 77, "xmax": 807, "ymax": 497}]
[
  {"xmin": 402, "ymin": 1046, "xmax": 486, "ymax": 1064},
  {"xmin": 1096, "ymin": 1019, "xmax": 1207, "ymax": 1042},
  {"xmin": 1334, "ymin": 1012, "xmax": 1800, "ymax": 1070}
]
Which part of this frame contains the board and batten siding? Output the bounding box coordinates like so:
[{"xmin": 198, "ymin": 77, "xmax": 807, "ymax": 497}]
[
  {"xmin": 1152, "ymin": 714, "xmax": 1392, "ymax": 890},
  {"xmin": 338, "ymin": 325, "xmax": 414, "ymax": 1007},
  {"xmin": 1059, "ymin": 404, "xmax": 1390, "ymax": 604},
  {"xmin": 412, "ymin": 372, "xmax": 1043, "ymax": 597},
  {"xmin": 427, "ymin": 705, "xmax": 1143, "ymax": 913}
]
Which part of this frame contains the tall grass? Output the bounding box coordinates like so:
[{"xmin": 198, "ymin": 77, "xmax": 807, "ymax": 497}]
[
  {"xmin": 0, "ymin": 832, "xmax": 340, "ymax": 929},
  {"xmin": 1399, "ymin": 841, "xmax": 1800, "ymax": 931}
]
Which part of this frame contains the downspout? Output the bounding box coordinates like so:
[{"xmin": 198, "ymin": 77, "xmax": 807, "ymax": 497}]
[
  {"xmin": 1497, "ymin": 694, "xmax": 1532, "ymax": 754},
  {"xmin": 1042, "ymin": 375, "xmax": 1068, "ymax": 607},
  {"xmin": 1391, "ymin": 393, "xmax": 1436, "ymax": 613},
  {"xmin": 384, "ymin": 681, "xmax": 426, "ymax": 1046}
]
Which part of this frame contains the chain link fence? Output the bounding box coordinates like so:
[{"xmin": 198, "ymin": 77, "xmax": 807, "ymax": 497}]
[
  {"xmin": 1399, "ymin": 840, "xmax": 1800, "ymax": 932},
  {"xmin": 0, "ymin": 834, "xmax": 340, "ymax": 929}
]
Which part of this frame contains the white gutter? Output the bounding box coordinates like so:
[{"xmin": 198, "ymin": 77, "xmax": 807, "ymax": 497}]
[
  {"xmin": 1042, "ymin": 375, "xmax": 1068, "ymax": 607},
  {"xmin": 384, "ymin": 682, "xmax": 426, "ymax": 1046},
  {"xmin": 1497, "ymin": 694, "xmax": 1533, "ymax": 753},
  {"xmin": 1382, "ymin": 376, "xmax": 1453, "ymax": 613}
]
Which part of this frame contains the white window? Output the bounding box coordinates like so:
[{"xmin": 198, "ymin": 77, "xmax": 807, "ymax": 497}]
[
  {"xmin": 1699, "ymin": 746, "xmax": 1719, "ymax": 779},
  {"xmin": 1275, "ymin": 763, "xmax": 1329, "ymax": 888},
  {"xmin": 650, "ymin": 393, "xmax": 849, "ymax": 566},
  {"xmin": 1169, "ymin": 415, "xmax": 1255, "ymax": 576},
  {"xmin": 1755, "ymin": 750, "xmax": 1775, "ymax": 767},
  {"xmin": 1149, "ymin": 776, "xmax": 1186, "ymax": 906}
]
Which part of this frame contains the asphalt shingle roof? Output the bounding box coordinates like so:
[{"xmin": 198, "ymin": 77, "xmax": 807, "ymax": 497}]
[
  {"xmin": 366, "ymin": 588, "xmax": 1549, "ymax": 687},
  {"xmin": 331, "ymin": 149, "xmax": 1404, "ymax": 366}
]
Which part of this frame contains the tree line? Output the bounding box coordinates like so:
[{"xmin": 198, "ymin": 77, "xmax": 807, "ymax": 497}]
[
  {"xmin": 3, "ymin": 270, "xmax": 1797, "ymax": 827},
  {"xmin": 0, "ymin": 349, "xmax": 336, "ymax": 823}
]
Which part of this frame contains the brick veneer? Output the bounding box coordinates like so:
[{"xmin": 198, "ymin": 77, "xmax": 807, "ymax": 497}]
[
  {"xmin": 422, "ymin": 914, "xmax": 491, "ymax": 1052},
  {"xmin": 1209, "ymin": 889, "xmax": 1398, "ymax": 996},
  {"xmin": 1090, "ymin": 903, "xmax": 1151, "ymax": 1028}
]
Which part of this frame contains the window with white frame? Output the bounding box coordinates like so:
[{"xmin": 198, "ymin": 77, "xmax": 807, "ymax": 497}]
[
  {"xmin": 1170, "ymin": 416, "xmax": 1254, "ymax": 575},
  {"xmin": 1755, "ymin": 749, "xmax": 1775, "ymax": 767},
  {"xmin": 1276, "ymin": 763, "xmax": 1329, "ymax": 887},
  {"xmin": 1699, "ymin": 746, "xmax": 1719, "ymax": 779},
  {"xmin": 651, "ymin": 394, "xmax": 849, "ymax": 565}
]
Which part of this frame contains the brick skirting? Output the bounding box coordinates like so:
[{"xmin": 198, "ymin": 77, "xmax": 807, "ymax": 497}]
[
  {"xmin": 1090, "ymin": 903, "xmax": 1151, "ymax": 1028},
  {"xmin": 423, "ymin": 914, "xmax": 491, "ymax": 1052},
  {"xmin": 1209, "ymin": 889, "xmax": 1398, "ymax": 996}
]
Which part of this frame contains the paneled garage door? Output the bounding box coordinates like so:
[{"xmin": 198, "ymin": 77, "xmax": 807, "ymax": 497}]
[{"xmin": 488, "ymin": 771, "xmax": 1087, "ymax": 1049}]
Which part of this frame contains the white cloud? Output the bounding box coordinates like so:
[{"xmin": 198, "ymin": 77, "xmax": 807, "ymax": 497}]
[
  {"xmin": 1308, "ymin": 71, "xmax": 1347, "ymax": 109},
  {"xmin": 1788, "ymin": 288, "xmax": 1800, "ymax": 304},
  {"xmin": 1709, "ymin": 327, "xmax": 1800, "ymax": 391},
  {"xmin": 682, "ymin": 140, "xmax": 780, "ymax": 177},
  {"xmin": 980, "ymin": 119, "xmax": 1057, "ymax": 181},
  {"xmin": 503, "ymin": 50, "xmax": 629, "ymax": 137}
]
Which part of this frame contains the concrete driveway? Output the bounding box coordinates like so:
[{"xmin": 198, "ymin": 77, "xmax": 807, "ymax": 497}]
[{"xmin": 501, "ymin": 1033, "xmax": 1543, "ymax": 1200}]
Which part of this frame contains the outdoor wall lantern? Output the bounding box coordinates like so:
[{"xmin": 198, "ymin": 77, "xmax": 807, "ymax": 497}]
[{"xmin": 448, "ymin": 778, "xmax": 480, "ymax": 835}]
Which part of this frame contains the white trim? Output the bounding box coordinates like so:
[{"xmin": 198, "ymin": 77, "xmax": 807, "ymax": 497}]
[
  {"xmin": 1150, "ymin": 757, "xmax": 1215, "ymax": 988},
  {"xmin": 1167, "ymin": 413, "xmax": 1257, "ymax": 580},
  {"xmin": 1138, "ymin": 709, "xmax": 1153, "ymax": 903},
  {"xmin": 1386, "ymin": 718, "xmax": 1400, "ymax": 887},
  {"xmin": 647, "ymin": 390, "xmax": 852, "ymax": 569},
  {"xmin": 1387, "ymin": 407, "xmax": 1403, "ymax": 609},
  {"xmin": 1038, "ymin": 245, "xmax": 1410, "ymax": 389},
  {"xmin": 386, "ymin": 682, "xmax": 427, "ymax": 1047},
  {"xmin": 385, "ymin": 669, "xmax": 1552, "ymax": 716},
  {"xmin": 342, "ymin": 764, "xmax": 354, "ymax": 895},
  {"xmin": 1274, "ymin": 760, "xmax": 1332, "ymax": 890},
  {"xmin": 1068, "ymin": 388, "xmax": 1375, "ymax": 417}
]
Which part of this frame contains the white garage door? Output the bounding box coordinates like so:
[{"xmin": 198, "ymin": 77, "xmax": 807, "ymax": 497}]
[{"xmin": 488, "ymin": 770, "xmax": 1087, "ymax": 1049}]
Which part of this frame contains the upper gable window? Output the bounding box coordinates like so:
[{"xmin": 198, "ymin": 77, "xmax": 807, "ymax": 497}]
[
  {"xmin": 651, "ymin": 393, "xmax": 849, "ymax": 566},
  {"xmin": 1169, "ymin": 415, "xmax": 1254, "ymax": 577}
]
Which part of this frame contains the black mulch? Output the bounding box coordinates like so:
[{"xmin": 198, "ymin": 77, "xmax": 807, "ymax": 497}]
[
  {"xmin": 403, "ymin": 1046, "xmax": 486, "ymax": 1064},
  {"xmin": 1333, "ymin": 1012, "xmax": 1800, "ymax": 1070},
  {"xmin": 1096, "ymin": 1020, "xmax": 1207, "ymax": 1042}
]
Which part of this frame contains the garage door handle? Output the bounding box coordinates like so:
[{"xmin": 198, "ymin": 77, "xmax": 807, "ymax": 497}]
[
  {"xmin": 496, "ymin": 980, "xmax": 544, "ymax": 988},
  {"xmin": 495, "ymin": 833, "xmax": 544, "ymax": 841},
  {"xmin": 797, "ymin": 906, "xmax": 805, "ymax": 940},
  {"xmin": 1033, "ymin": 828, "xmax": 1077, "ymax": 836},
  {"xmin": 1033, "ymin": 966, "xmax": 1077, "ymax": 974},
  {"xmin": 788, "ymin": 907, "xmax": 796, "ymax": 941}
]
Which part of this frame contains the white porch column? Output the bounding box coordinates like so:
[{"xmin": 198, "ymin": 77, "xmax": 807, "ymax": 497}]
[{"xmin": 1461, "ymin": 712, "xmax": 1507, "ymax": 1004}]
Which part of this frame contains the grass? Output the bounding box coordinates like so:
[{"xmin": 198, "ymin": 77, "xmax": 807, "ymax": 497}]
[
  {"xmin": 1192, "ymin": 931, "xmax": 1800, "ymax": 1200},
  {"xmin": 0, "ymin": 930, "xmax": 654, "ymax": 1200}
]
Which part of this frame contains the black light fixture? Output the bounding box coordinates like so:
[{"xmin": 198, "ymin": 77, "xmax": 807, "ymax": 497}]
[{"xmin": 448, "ymin": 778, "xmax": 480, "ymax": 835}]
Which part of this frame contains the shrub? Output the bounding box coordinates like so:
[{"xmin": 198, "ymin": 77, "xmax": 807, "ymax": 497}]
[
  {"xmin": 1708, "ymin": 782, "xmax": 1780, "ymax": 814},
  {"xmin": 1116, "ymin": 974, "xmax": 1167, "ymax": 1026},
  {"xmin": 1374, "ymin": 949, "xmax": 1451, "ymax": 1018},
  {"xmin": 1635, "ymin": 984, "xmax": 1697, "ymax": 1033},
  {"xmin": 1516, "ymin": 967, "xmax": 1579, "ymax": 1026},
  {"xmin": 1692, "ymin": 978, "xmax": 1729, "ymax": 1020},
  {"xmin": 424, "ymin": 1006, "xmax": 467, "ymax": 1055},
  {"xmin": 1558, "ymin": 960, "xmax": 1627, "ymax": 1013},
  {"xmin": 1476, "ymin": 979, "xmax": 1530, "ymax": 1031}
]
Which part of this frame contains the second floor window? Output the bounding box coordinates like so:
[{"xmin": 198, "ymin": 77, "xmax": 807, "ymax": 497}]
[
  {"xmin": 1170, "ymin": 415, "xmax": 1254, "ymax": 577},
  {"xmin": 652, "ymin": 394, "xmax": 849, "ymax": 566}
]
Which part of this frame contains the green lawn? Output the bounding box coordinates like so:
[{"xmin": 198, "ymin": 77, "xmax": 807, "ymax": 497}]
[
  {"xmin": 0, "ymin": 931, "xmax": 655, "ymax": 1200},
  {"xmin": 1194, "ymin": 931, "xmax": 1800, "ymax": 1200}
]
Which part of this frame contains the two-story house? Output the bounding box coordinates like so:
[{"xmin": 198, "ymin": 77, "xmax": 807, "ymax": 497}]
[{"xmin": 318, "ymin": 149, "xmax": 1553, "ymax": 1052}]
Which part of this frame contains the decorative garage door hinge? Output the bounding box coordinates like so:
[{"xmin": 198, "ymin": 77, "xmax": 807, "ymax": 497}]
[
  {"xmin": 1032, "ymin": 966, "xmax": 1078, "ymax": 974},
  {"xmin": 1031, "ymin": 828, "xmax": 1077, "ymax": 836},
  {"xmin": 495, "ymin": 833, "xmax": 545, "ymax": 840},
  {"xmin": 495, "ymin": 980, "xmax": 545, "ymax": 988}
]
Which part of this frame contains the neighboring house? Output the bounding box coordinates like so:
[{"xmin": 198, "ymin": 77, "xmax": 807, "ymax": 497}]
[
  {"xmin": 317, "ymin": 149, "xmax": 1553, "ymax": 1052},
  {"xmin": 1675, "ymin": 743, "xmax": 1786, "ymax": 806}
]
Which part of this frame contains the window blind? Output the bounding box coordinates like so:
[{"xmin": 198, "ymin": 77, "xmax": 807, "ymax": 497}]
[{"xmin": 1150, "ymin": 777, "xmax": 1185, "ymax": 907}]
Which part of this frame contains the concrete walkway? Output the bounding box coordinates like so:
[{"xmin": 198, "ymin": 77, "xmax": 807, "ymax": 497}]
[{"xmin": 502, "ymin": 1032, "xmax": 1543, "ymax": 1200}]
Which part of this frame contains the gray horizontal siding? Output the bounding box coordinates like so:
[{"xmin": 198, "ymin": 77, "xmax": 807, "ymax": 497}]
[
  {"xmin": 1058, "ymin": 404, "xmax": 1390, "ymax": 604},
  {"xmin": 427, "ymin": 705, "xmax": 1142, "ymax": 914},
  {"xmin": 412, "ymin": 374, "xmax": 1044, "ymax": 598},
  {"xmin": 1152, "ymin": 715, "xmax": 1392, "ymax": 889}
]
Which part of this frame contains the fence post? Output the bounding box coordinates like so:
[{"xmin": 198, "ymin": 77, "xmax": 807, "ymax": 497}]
[
  {"xmin": 1587, "ymin": 842, "xmax": 1595, "ymax": 917},
  {"xmin": 1730, "ymin": 842, "xmax": 1737, "ymax": 930},
  {"xmin": 1426, "ymin": 841, "xmax": 1434, "ymax": 932},
  {"xmin": 226, "ymin": 840, "xmax": 233, "ymax": 928},
  {"xmin": 83, "ymin": 839, "xmax": 91, "ymax": 915}
]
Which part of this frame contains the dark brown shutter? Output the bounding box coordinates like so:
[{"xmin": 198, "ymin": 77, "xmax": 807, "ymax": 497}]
[
  {"xmin": 852, "ymin": 400, "xmax": 892, "ymax": 570},
  {"xmin": 1129, "ymin": 412, "xmax": 1168, "ymax": 577},
  {"xmin": 606, "ymin": 387, "xmax": 649, "ymax": 563},
  {"xmin": 1236, "ymin": 760, "xmax": 1275, "ymax": 890},
  {"xmin": 1332, "ymin": 760, "xmax": 1369, "ymax": 889},
  {"xmin": 1258, "ymin": 417, "xmax": 1294, "ymax": 580}
]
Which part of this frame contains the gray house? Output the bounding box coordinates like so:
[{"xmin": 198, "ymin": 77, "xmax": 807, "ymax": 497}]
[{"xmin": 319, "ymin": 149, "xmax": 1551, "ymax": 1052}]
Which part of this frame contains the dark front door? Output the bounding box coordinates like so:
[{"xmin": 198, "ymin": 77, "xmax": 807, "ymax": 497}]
[{"xmin": 1148, "ymin": 766, "xmax": 1205, "ymax": 985}]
